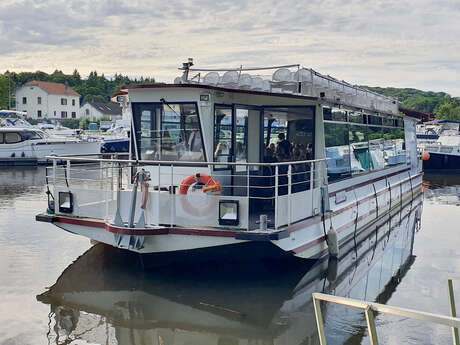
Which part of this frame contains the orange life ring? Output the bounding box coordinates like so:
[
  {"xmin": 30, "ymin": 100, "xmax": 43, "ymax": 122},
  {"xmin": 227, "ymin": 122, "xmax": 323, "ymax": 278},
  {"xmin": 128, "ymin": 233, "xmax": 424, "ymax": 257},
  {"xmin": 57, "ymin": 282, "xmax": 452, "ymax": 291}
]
[
  {"xmin": 179, "ymin": 173, "xmax": 221, "ymax": 195},
  {"xmin": 179, "ymin": 173, "xmax": 221, "ymax": 217}
]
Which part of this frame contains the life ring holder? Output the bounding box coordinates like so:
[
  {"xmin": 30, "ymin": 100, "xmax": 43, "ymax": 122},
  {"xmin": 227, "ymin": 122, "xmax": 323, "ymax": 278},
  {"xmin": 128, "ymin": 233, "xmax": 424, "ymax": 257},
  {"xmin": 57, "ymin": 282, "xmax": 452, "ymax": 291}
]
[{"xmin": 179, "ymin": 173, "xmax": 222, "ymax": 217}]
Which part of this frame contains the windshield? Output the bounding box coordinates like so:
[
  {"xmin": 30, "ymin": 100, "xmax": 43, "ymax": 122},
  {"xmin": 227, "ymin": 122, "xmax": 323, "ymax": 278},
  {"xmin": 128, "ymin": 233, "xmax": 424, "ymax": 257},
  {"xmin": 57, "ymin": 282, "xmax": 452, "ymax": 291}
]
[
  {"xmin": 134, "ymin": 103, "xmax": 204, "ymax": 162},
  {"xmin": 22, "ymin": 130, "xmax": 45, "ymax": 140}
]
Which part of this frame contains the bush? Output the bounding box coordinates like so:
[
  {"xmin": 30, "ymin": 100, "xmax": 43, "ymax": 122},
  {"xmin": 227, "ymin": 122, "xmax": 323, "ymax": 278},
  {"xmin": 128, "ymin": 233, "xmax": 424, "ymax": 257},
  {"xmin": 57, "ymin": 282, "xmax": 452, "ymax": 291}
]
[
  {"xmin": 79, "ymin": 117, "xmax": 91, "ymax": 130},
  {"xmin": 61, "ymin": 119, "xmax": 80, "ymax": 129}
]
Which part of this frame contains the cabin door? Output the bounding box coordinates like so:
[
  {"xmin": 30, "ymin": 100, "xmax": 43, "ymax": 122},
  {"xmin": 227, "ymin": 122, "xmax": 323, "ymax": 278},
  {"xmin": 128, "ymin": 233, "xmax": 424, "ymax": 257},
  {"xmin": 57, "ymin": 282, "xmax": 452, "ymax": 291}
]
[
  {"xmin": 213, "ymin": 105, "xmax": 262, "ymax": 196},
  {"xmin": 233, "ymin": 106, "xmax": 262, "ymax": 196},
  {"xmin": 213, "ymin": 106, "xmax": 233, "ymax": 195}
]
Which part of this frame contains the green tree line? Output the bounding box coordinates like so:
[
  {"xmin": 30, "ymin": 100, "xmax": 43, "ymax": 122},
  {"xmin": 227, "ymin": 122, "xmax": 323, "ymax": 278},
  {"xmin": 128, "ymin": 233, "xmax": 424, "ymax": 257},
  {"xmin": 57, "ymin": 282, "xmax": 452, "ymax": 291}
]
[
  {"xmin": 0, "ymin": 69, "xmax": 155, "ymax": 109},
  {"xmin": 364, "ymin": 86, "xmax": 460, "ymax": 121},
  {"xmin": 2, "ymin": 69, "xmax": 460, "ymax": 121}
]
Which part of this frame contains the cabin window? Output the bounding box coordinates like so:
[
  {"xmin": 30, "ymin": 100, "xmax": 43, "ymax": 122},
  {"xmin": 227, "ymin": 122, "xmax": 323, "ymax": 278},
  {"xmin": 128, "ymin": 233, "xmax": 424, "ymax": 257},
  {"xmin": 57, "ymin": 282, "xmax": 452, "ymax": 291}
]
[
  {"xmin": 349, "ymin": 125, "xmax": 370, "ymax": 173},
  {"xmin": 368, "ymin": 115, "xmax": 382, "ymax": 126},
  {"xmin": 323, "ymin": 107, "xmax": 347, "ymax": 122},
  {"xmin": 349, "ymin": 111, "xmax": 364, "ymax": 124},
  {"xmin": 325, "ymin": 107, "xmax": 407, "ymax": 182},
  {"xmin": 263, "ymin": 106, "xmax": 314, "ymax": 163},
  {"xmin": 383, "ymin": 117, "xmax": 394, "ymax": 127},
  {"xmin": 22, "ymin": 131, "xmax": 43, "ymax": 140},
  {"xmin": 214, "ymin": 106, "xmax": 233, "ymax": 166},
  {"xmin": 324, "ymin": 122, "xmax": 351, "ymax": 180},
  {"xmin": 368, "ymin": 126, "xmax": 385, "ymax": 170},
  {"xmin": 0, "ymin": 133, "xmax": 3, "ymax": 144},
  {"xmin": 383, "ymin": 127, "xmax": 405, "ymax": 166},
  {"xmin": 133, "ymin": 102, "xmax": 204, "ymax": 162},
  {"xmin": 4, "ymin": 132, "xmax": 22, "ymax": 144}
]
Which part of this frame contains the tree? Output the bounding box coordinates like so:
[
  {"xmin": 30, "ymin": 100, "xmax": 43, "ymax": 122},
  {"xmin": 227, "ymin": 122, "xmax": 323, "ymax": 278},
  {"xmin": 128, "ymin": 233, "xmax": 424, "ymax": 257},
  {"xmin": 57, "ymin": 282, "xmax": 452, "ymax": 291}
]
[
  {"xmin": 435, "ymin": 102, "xmax": 460, "ymax": 121},
  {"xmin": 0, "ymin": 75, "xmax": 8, "ymax": 109}
]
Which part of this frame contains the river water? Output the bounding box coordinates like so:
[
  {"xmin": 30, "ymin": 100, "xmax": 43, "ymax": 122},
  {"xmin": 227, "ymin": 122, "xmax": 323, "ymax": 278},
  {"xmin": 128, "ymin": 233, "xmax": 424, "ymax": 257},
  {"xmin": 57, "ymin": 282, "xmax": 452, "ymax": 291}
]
[{"xmin": 0, "ymin": 167, "xmax": 458, "ymax": 345}]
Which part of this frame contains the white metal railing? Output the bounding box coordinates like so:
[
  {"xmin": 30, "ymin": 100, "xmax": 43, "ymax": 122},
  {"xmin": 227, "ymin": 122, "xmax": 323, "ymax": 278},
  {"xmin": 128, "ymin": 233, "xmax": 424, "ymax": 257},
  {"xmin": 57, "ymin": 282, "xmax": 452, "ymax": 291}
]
[
  {"xmin": 46, "ymin": 155, "xmax": 327, "ymax": 230},
  {"xmin": 313, "ymin": 279, "xmax": 460, "ymax": 345}
]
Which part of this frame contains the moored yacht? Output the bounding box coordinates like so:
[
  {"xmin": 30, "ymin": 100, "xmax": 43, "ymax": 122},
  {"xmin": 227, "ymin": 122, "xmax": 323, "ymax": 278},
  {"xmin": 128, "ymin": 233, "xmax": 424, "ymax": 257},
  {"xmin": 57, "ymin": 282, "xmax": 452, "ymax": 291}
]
[
  {"xmin": 36, "ymin": 60, "xmax": 423, "ymax": 260},
  {"xmin": 0, "ymin": 124, "xmax": 101, "ymax": 165},
  {"xmin": 418, "ymin": 120, "xmax": 460, "ymax": 170}
]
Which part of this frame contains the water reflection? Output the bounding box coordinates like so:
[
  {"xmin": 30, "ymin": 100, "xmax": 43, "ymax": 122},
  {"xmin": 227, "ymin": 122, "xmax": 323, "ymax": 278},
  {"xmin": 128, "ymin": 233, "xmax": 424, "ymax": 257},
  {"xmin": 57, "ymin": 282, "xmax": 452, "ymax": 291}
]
[
  {"xmin": 423, "ymin": 173, "xmax": 460, "ymax": 205},
  {"xmin": 0, "ymin": 167, "xmax": 46, "ymax": 209},
  {"xmin": 37, "ymin": 196, "xmax": 422, "ymax": 345}
]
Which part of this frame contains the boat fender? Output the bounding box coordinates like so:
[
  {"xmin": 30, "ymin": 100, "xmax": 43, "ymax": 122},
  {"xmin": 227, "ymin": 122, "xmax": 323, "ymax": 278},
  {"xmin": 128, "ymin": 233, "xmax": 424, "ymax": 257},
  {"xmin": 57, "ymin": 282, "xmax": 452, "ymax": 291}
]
[
  {"xmin": 141, "ymin": 182, "xmax": 150, "ymax": 209},
  {"xmin": 422, "ymin": 150, "xmax": 430, "ymax": 161},
  {"xmin": 327, "ymin": 225, "xmax": 339, "ymax": 258}
]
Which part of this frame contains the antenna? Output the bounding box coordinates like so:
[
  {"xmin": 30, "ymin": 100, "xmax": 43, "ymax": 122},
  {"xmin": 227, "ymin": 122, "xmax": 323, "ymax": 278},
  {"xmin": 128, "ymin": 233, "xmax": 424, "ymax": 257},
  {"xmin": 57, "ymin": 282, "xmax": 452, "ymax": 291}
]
[{"xmin": 179, "ymin": 58, "xmax": 194, "ymax": 81}]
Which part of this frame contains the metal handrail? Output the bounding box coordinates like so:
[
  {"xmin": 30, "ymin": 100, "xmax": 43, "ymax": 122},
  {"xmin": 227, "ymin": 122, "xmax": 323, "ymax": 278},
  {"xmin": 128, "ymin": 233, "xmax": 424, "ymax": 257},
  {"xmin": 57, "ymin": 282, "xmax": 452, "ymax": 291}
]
[
  {"xmin": 44, "ymin": 155, "xmax": 328, "ymax": 167},
  {"xmin": 313, "ymin": 292, "xmax": 460, "ymax": 345}
]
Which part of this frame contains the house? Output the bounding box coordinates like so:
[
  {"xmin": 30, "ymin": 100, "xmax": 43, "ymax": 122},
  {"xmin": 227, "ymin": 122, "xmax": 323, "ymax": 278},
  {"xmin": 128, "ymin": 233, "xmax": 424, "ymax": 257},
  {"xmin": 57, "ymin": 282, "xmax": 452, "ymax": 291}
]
[
  {"xmin": 14, "ymin": 81, "xmax": 80, "ymax": 120},
  {"xmin": 79, "ymin": 101, "xmax": 122, "ymax": 121}
]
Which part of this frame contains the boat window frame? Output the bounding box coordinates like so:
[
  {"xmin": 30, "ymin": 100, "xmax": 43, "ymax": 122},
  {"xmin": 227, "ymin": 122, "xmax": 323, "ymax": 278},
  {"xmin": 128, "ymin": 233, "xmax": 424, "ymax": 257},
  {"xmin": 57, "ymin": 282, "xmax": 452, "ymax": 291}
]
[
  {"xmin": 213, "ymin": 103, "xmax": 235, "ymax": 171},
  {"xmin": 212, "ymin": 103, "xmax": 316, "ymax": 167},
  {"xmin": 262, "ymin": 105, "xmax": 316, "ymax": 163},
  {"xmin": 131, "ymin": 101, "xmax": 207, "ymax": 164},
  {"xmin": 324, "ymin": 109, "xmax": 407, "ymax": 183},
  {"xmin": 3, "ymin": 131, "xmax": 23, "ymax": 144}
]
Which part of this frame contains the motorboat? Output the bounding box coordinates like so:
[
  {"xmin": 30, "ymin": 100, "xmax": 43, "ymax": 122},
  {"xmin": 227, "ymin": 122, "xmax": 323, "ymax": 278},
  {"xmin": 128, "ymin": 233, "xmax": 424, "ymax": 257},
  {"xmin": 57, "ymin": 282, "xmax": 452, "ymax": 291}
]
[
  {"xmin": 0, "ymin": 125, "xmax": 101, "ymax": 165},
  {"xmin": 37, "ymin": 196, "xmax": 422, "ymax": 344},
  {"xmin": 36, "ymin": 60, "xmax": 423, "ymax": 260},
  {"xmin": 418, "ymin": 120, "xmax": 460, "ymax": 170}
]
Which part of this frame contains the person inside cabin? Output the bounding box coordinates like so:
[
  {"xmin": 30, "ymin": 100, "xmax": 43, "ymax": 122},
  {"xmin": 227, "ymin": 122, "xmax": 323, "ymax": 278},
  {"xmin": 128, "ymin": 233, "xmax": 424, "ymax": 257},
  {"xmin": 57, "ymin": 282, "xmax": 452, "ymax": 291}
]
[
  {"xmin": 187, "ymin": 129, "xmax": 201, "ymax": 152},
  {"xmin": 236, "ymin": 142, "xmax": 246, "ymax": 160},
  {"xmin": 214, "ymin": 142, "xmax": 229, "ymax": 162},
  {"xmin": 276, "ymin": 133, "xmax": 291, "ymax": 161},
  {"xmin": 276, "ymin": 133, "xmax": 291, "ymax": 195}
]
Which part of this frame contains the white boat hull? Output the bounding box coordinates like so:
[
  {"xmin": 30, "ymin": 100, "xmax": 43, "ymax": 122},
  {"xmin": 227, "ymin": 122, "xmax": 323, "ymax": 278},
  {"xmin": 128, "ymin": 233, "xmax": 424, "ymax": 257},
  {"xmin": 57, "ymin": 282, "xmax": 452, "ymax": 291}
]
[
  {"xmin": 0, "ymin": 139, "xmax": 101, "ymax": 162},
  {"xmin": 40, "ymin": 169, "xmax": 422, "ymax": 260}
]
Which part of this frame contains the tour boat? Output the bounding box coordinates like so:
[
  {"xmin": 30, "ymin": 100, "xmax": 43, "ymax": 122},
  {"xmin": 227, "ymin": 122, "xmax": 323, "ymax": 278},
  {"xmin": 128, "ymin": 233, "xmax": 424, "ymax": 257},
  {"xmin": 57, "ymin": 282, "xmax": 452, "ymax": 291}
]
[{"xmin": 36, "ymin": 60, "xmax": 423, "ymax": 260}]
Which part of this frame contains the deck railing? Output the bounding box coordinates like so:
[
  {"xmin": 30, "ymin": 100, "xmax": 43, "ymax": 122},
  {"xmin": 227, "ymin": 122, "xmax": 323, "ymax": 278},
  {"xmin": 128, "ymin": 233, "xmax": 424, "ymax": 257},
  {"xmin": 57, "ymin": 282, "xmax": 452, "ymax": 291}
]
[
  {"xmin": 313, "ymin": 278, "xmax": 460, "ymax": 345},
  {"xmin": 45, "ymin": 155, "xmax": 328, "ymax": 231}
]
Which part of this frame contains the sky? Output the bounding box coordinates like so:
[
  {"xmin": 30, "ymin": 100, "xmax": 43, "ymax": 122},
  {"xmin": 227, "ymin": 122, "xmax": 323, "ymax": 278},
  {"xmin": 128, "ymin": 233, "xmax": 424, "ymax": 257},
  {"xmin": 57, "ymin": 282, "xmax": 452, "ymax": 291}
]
[{"xmin": 0, "ymin": 0, "xmax": 459, "ymax": 96}]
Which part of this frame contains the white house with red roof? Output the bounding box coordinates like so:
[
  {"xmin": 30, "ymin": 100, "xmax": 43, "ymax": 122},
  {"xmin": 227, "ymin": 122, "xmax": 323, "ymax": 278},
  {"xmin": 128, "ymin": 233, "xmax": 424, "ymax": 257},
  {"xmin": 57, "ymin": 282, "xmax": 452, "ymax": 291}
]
[{"xmin": 14, "ymin": 81, "xmax": 80, "ymax": 120}]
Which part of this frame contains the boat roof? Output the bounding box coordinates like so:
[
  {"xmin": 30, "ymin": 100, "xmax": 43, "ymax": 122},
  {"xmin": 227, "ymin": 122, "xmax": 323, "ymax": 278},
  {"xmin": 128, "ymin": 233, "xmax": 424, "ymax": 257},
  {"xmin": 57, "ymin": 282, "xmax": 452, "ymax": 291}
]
[
  {"xmin": 425, "ymin": 120, "xmax": 460, "ymax": 124},
  {"xmin": 125, "ymin": 83, "xmax": 406, "ymax": 118},
  {"xmin": 0, "ymin": 110, "xmax": 27, "ymax": 117},
  {"xmin": 0, "ymin": 127, "xmax": 41, "ymax": 132},
  {"xmin": 125, "ymin": 83, "xmax": 318, "ymax": 101}
]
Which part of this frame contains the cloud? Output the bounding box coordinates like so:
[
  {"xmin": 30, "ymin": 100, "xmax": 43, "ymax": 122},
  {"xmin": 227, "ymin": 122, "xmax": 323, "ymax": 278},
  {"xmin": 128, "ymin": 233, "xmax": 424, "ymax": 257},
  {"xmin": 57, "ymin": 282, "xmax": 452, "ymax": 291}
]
[{"xmin": 0, "ymin": 0, "xmax": 459, "ymax": 95}]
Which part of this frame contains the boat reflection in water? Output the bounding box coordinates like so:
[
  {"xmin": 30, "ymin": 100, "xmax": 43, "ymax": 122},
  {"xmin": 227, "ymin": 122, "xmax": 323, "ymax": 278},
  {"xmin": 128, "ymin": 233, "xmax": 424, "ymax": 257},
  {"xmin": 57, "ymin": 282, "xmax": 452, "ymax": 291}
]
[{"xmin": 37, "ymin": 195, "xmax": 422, "ymax": 345}]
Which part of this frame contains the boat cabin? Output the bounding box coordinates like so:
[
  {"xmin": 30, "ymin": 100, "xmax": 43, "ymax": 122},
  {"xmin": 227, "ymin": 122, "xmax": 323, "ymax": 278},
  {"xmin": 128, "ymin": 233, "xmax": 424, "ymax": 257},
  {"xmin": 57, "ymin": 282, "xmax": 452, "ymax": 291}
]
[{"xmin": 114, "ymin": 64, "xmax": 416, "ymax": 231}]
